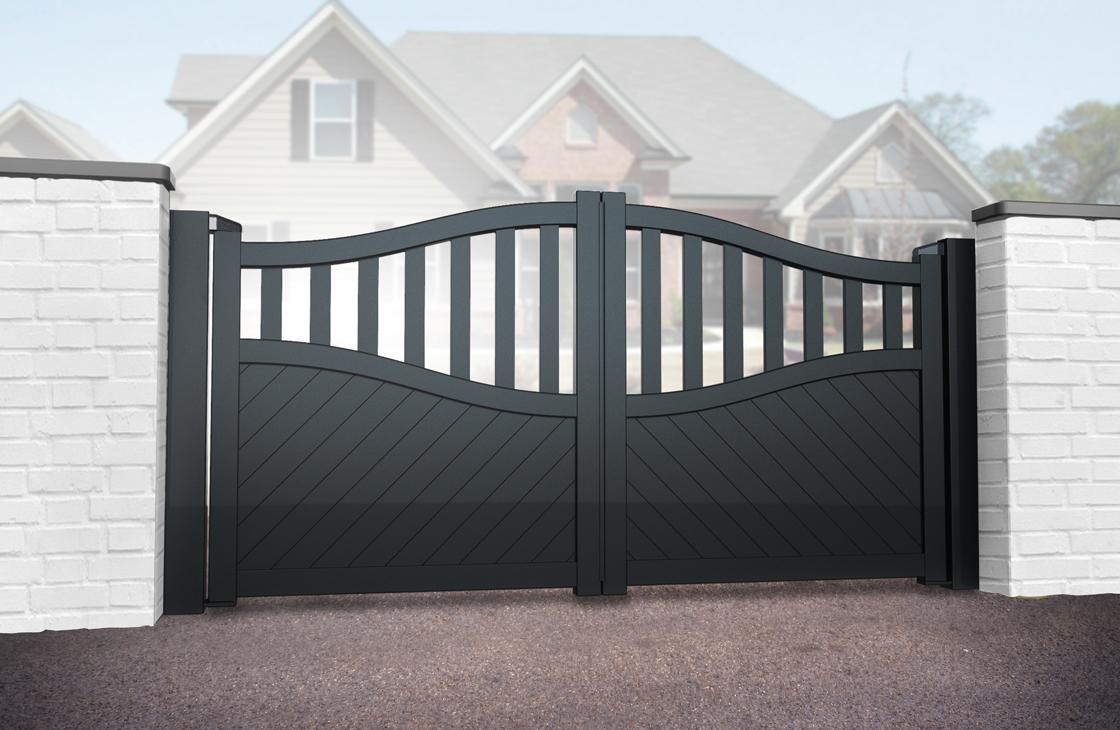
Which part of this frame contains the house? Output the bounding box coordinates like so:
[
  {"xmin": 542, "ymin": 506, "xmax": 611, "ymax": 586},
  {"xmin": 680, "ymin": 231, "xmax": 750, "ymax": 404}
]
[
  {"xmin": 156, "ymin": 0, "xmax": 992, "ymax": 365},
  {"xmin": 0, "ymin": 100, "xmax": 119, "ymax": 161}
]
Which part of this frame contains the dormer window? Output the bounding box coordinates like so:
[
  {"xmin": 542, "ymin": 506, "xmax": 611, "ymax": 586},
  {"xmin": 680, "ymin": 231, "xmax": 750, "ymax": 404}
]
[
  {"xmin": 313, "ymin": 81, "xmax": 355, "ymax": 159},
  {"xmin": 566, "ymin": 105, "xmax": 598, "ymax": 146},
  {"xmin": 290, "ymin": 79, "xmax": 374, "ymax": 162},
  {"xmin": 877, "ymin": 142, "xmax": 906, "ymax": 184}
]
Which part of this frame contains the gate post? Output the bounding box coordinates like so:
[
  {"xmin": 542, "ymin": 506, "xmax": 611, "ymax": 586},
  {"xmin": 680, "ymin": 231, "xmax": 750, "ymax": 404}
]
[
  {"xmin": 913, "ymin": 239, "xmax": 979, "ymax": 590},
  {"xmin": 943, "ymin": 239, "xmax": 979, "ymax": 590}
]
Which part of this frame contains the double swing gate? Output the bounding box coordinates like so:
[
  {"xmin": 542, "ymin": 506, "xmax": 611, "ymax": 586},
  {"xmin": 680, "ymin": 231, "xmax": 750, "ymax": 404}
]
[{"xmin": 165, "ymin": 191, "xmax": 977, "ymax": 614}]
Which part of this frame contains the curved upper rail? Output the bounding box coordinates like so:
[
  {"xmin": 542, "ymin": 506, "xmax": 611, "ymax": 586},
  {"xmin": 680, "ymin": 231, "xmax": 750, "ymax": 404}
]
[
  {"xmin": 626, "ymin": 205, "xmax": 921, "ymax": 285},
  {"xmin": 240, "ymin": 339, "xmax": 577, "ymax": 418},
  {"xmin": 242, "ymin": 202, "xmax": 577, "ymax": 268},
  {"xmin": 626, "ymin": 349, "xmax": 922, "ymax": 418}
]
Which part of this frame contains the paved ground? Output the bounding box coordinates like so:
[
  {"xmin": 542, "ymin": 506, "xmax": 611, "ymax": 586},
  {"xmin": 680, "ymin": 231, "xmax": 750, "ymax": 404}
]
[{"xmin": 1, "ymin": 578, "xmax": 1118, "ymax": 729}]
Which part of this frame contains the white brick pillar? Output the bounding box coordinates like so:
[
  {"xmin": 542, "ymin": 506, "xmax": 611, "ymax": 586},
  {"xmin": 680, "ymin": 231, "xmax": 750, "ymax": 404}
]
[
  {"xmin": 0, "ymin": 158, "xmax": 175, "ymax": 632},
  {"xmin": 975, "ymin": 201, "xmax": 1120, "ymax": 597}
]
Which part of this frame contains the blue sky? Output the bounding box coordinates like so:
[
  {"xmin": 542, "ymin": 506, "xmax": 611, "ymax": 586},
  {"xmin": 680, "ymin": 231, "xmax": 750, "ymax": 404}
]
[{"xmin": 2, "ymin": 0, "xmax": 1117, "ymax": 163}]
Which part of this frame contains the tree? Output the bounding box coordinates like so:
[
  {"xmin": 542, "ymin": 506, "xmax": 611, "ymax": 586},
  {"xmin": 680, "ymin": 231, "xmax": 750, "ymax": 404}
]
[
  {"xmin": 979, "ymin": 145, "xmax": 1052, "ymax": 202},
  {"xmin": 980, "ymin": 101, "xmax": 1120, "ymax": 204},
  {"xmin": 1032, "ymin": 102, "xmax": 1120, "ymax": 203},
  {"xmin": 908, "ymin": 92, "xmax": 991, "ymax": 170}
]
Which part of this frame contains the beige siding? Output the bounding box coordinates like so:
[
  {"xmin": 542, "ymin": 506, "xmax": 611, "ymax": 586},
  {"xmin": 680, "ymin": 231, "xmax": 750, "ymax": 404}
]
[
  {"xmin": 804, "ymin": 125, "xmax": 976, "ymax": 222},
  {"xmin": 173, "ymin": 29, "xmax": 495, "ymax": 240}
]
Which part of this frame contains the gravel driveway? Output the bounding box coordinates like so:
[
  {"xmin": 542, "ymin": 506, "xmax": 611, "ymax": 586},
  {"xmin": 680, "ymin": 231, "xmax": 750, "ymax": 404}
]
[{"xmin": 2, "ymin": 578, "xmax": 1118, "ymax": 729}]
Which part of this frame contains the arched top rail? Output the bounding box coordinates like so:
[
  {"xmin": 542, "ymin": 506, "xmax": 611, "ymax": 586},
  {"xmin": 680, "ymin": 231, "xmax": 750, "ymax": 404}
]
[
  {"xmin": 240, "ymin": 339, "xmax": 577, "ymax": 418},
  {"xmin": 241, "ymin": 201, "xmax": 577, "ymax": 268},
  {"xmin": 626, "ymin": 205, "xmax": 921, "ymax": 285},
  {"xmin": 626, "ymin": 349, "xmax": 921, "ymax": 418}
]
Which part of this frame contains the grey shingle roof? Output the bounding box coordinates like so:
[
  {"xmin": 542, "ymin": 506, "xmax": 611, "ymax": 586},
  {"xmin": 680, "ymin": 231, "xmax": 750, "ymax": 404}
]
[
  {"xmin": 768, "ymin": 102, "xmax": 895, "ymax": 212},
  {"xmin": 167, "ymin": 55, "xmax": 264, "ymax": 103},
  {"xmin": 814, "ymin": 188, "xmax": 963, "ymax": 220},
  {"xmin": 390, "ymin": 33, "xmax": 833, "ymax": 198}
]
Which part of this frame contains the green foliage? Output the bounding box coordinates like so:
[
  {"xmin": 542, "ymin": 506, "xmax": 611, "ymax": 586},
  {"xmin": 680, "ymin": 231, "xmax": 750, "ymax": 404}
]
[
  {"xmin": 910, "ymin": 93, "xmax": 1120, "ymax": 205},
  {"xmin": 980, "ymin": 146, "xmax": 1053, "ymax": 202},
  {"xmin": 1033, "ymin": 102, "xmax": 1120, "ymax": 203},
  {"xmin": 909, "ymin": 92, "xmax": 991, "ymax": 168},
  {"xmin": 980, "ymin": 101, "xmax": 1120, "ymax": 204}
]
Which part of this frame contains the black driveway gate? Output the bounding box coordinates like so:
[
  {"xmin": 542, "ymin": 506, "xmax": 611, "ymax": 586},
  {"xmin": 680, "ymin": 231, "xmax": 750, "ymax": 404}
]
[{"xmin": 164, "ymin": 192, "xmax": 977, "ymax": 614}]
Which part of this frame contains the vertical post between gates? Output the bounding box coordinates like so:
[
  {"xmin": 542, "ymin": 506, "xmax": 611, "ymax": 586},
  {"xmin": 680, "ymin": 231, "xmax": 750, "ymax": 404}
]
[
  {"xmin": 207, "ymin": 220, "xmax": 242, "ymax": 605},
  {"xmin": 575, "ymin": 191, "xmax": 603, "ymax": 595},
  {"xmin": 602, "ymin": 192, "xmax": 627, "ymax": 595}
]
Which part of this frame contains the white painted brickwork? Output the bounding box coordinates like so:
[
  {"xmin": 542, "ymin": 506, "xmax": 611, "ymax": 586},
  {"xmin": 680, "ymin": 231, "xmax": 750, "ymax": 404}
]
[
  {"xmin": 0, "ymin": 175, "xmax": 169, "ymax": 632},
  {"xmin": 977, "ymin": 214, "xmax": 1120, "ymax": 597}
]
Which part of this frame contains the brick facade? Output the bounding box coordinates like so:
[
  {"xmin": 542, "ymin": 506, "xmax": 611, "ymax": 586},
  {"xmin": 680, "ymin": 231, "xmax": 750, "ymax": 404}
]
[{"xmin": 516, "ymin": 81, "xmax": 670, "ymax": 207}]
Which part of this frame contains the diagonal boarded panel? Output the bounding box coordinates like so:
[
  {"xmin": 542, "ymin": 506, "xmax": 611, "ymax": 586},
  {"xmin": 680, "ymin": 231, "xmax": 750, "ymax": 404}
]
[
  {"xmin": 380, "ymin": 411, "xmax": 533, "ymax": 567},
  {"xmin": 499, "ymin": 480, "xmax": 577, "ymax": 564},
  {"xmin": 464, "ymin": 447, "xmax": 577, "ymax": 565},
  {"xmin": 776, "ymin": 385, "xmax": 922, "ymax": 550},
  {"xmin": 312, "ymin": 398, "xmax": 471, "ymax": 568},
  {"xmin": 270, "ymin": 388, "xmax": 442, "ymax": 569},
  {"xmin": 832, "ymin": 374, "xmax": 921, "ymax": 471},
  {"xmin": 238, "ymin": 366, "xmax": 319, "ymax": 448},
  {"xmin": 625, "ymin": 478, "xmax": 700, "ymax": 560},
  {"xmin": 347, "ymin": 405, "xmax": 505, "ymax": 567},
  {"xmin": 628, "ymin": 417, "xmax": 765, "ymax": 558},
  {"xmin": 425, "ymin": 417, "xmax": 575, "ymax": 566},
  {"xmin": 238, "ymin": 370, "xmax": 352, "ymax": 478},
  {"xmin": 239, "ymin": 364, "xmax": 284, "ymax": 411},
  {"xmin": 733, "ymin": 395, "xmax": 890, "ymax": 554},
  {"xmin": 237, "ymin": 375, "xmax": 378, "ymax": 529}
]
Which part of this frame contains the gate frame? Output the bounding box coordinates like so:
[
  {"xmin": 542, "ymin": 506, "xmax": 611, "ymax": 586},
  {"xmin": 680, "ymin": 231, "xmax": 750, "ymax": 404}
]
[{"xmin": 164, "ymin": 194, "xmax": 978, "ymax": 614}]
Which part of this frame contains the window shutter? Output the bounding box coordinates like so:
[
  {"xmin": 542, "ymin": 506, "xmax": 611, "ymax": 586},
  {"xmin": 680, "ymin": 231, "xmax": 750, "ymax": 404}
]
[
  {"xmin": 291, "ymin": 79, "xmax": 310, "ymax": 161},
  {"xmin": 356, "ymin": 79, "xmax": 374, "ymax": 162}
]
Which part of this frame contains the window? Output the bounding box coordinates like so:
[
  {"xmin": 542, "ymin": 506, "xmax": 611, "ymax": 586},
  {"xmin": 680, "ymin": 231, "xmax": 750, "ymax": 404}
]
[
  {"xmin": 616, "ymin": 183, "xmax": 643, "ymax": 203},
  {"xmin": 313, "ymin": 81, "xmax": 355, "ymax": 159},
  {"xmin": 291, "ymin": 79, "xmax": 372, "ymax": 162},
  {"xmin": 877, "ymin": 143, "xmax": 906, "ymax": 183},
  {"xmin": 566, "ymin": 106, "xmax": 597, "ymax": 146}
]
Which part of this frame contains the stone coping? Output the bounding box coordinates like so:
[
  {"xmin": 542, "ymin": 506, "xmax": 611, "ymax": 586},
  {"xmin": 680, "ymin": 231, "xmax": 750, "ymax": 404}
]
[
  {"xmin": 0, "ymin": 156, "xmax": 175, "ymax": 191},
  {"xmin": 973, "ymin": 200, "xmax": 1120, "ymax": 223}
]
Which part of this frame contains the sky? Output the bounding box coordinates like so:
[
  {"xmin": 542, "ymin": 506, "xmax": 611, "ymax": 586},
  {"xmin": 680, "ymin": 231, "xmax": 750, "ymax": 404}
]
[{"xmin": 2, "ymin": 0, "xmax": 1117, "ymax": 164}]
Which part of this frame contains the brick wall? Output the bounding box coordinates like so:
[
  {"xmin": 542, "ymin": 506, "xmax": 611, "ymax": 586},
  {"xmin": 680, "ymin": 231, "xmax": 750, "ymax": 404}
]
[
  {"xmin": 0, "ymin": 162, "xmax": 172, "ymax": 632},
  {"xmin": 976, "ymin": 205, "xmax": 1120, "ymax": 597}
]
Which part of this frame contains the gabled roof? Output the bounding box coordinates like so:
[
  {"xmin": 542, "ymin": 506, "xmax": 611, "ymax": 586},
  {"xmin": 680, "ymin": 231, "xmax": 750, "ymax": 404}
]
[
  {"xmin": 491, "ymin": 56, "xmax": 689, "ymax": 166},
  {"xmin": 167, "ymin": 55, "xmax": 263, "ymax": 107},
  {"xmin": 0, "ymin": 100, "xmax": 119, "ymax": 161},
  {"xmin": 157, "ymin": 1, "xmax": 534, "ymax": 198},
  {"xmin": 774, "ymin": 101, "xmax": 994, "ymax": 218},
  {"xmin": 391, "ymin": 32, "xmax": 833, "ymax": 198}
]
